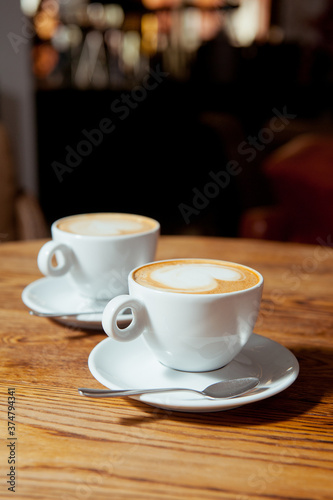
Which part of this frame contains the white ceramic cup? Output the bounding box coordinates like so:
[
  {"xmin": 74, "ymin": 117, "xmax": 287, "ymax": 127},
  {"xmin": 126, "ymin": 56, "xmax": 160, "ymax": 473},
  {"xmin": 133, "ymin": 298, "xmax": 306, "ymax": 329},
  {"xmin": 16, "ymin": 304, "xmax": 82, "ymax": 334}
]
[
  {"xmin": 102, "ymin": 258, "xmax": 264, "ymax": 372},
  {"xmin": 37, "ymin": 213, "xmax": 160, "ymax": 300}
]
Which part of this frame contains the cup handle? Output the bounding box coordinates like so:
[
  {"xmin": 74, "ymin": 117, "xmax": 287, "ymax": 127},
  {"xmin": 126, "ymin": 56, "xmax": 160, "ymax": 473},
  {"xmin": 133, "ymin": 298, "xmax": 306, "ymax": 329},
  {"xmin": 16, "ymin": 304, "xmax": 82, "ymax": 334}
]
[
  {"xmin": 102, "ymin": 295, "xmax": 147, "ymax": 342},
  {"xmin": 37, "ymin": 241, "xmax": 74, "ymax": 277}
]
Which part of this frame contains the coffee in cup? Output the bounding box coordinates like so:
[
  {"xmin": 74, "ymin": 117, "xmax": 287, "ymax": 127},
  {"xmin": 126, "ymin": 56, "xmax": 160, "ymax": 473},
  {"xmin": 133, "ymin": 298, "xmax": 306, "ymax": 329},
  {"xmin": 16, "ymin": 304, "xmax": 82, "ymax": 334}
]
[
  {"xmin": 102, "ymin": 258, "xmax": 263, "ymax": 372},
  {"xmin": 56, "ymin": 212, "xmax": 157, "ymax": 236},
  {"xmin": 37, "ymin": 213, "xmax": 160, "ymax": 300},
  {"xmin": 132, "ymin": 259, "xmax": 259, "ymax": 294}
]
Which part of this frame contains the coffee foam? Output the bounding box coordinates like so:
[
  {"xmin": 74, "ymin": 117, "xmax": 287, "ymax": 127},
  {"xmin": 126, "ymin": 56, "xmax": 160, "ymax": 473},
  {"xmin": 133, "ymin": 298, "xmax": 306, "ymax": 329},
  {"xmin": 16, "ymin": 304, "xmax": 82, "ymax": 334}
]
[
  {"xmin": 133, "ymin": 259, "xmax": 260, "ymax": 294},
  {"xmin": 57, "ymin": 213, "xmax": 157, "ymax": 236}
]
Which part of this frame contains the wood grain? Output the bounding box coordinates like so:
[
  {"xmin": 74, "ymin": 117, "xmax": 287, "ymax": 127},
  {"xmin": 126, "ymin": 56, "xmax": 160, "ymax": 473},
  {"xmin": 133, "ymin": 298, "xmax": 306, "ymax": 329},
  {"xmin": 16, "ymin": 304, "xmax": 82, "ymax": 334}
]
[{"xmin": 0, "ymin": 236, "xmax": 332, "ymax": 499}]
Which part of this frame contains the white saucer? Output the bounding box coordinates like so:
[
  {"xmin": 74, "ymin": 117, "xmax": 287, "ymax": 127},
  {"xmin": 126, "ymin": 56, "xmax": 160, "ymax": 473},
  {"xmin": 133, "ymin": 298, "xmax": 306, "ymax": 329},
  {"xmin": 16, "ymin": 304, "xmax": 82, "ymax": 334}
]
[
  {"xmin": 22, "ymin": 276, "xmax": 131, "ymax": 329},
  {"xmin": 88, "ymin": 333, "xmax": 299, "ymax": 412}
]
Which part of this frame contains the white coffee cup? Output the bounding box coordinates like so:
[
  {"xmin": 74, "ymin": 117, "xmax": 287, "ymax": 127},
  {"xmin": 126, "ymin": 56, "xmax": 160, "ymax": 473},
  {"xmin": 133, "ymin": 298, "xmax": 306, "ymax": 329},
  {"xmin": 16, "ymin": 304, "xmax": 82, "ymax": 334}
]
[
  {"xmin": 102, "ymin": 258, "xmax": 263, "ymax": 372},
  {"xmin": 37, "ymin": 213, "xmax": 160, "ymax": 300}
]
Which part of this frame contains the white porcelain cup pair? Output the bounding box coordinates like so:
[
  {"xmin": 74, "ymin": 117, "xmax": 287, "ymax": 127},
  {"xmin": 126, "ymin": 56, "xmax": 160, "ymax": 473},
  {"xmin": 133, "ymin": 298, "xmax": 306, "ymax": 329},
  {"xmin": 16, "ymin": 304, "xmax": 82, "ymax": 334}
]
[{"xmin": 38, "ymin": 213, "xmax": 263, "ymax": 372}]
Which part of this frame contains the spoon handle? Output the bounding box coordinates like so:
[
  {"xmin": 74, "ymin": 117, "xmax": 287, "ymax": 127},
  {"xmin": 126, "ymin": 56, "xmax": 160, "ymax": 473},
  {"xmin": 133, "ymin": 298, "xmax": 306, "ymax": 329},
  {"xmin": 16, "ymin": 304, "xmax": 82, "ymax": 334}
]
[
  {"xmin": 29, "ymin": 310, "xmax": 104, "ymax": 318},
  {"xmin": 78, "ymin": 387, "xmax": 194, "ymax": 398}
]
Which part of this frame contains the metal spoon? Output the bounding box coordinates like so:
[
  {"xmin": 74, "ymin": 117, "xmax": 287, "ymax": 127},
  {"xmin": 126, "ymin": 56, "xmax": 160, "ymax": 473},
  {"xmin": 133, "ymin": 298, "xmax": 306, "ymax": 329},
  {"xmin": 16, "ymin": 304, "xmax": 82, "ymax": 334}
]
[
  {"xmin": 29, "ymin": 309, "xmax": 132, "ymax": 319},
  {"xmin": 29, "ymin": 310, "xmax": 104, "ymax": 318},
  {"xmin": 78, "ymin": 376, "xmax": 259, "ymax": 399}
]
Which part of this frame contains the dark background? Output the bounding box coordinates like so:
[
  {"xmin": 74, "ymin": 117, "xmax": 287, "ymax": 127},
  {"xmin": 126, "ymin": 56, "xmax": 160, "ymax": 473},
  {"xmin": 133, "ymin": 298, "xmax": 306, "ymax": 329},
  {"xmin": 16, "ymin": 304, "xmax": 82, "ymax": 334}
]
[{"xmin": 34, "ymin": 0, "xmax": 333, "ymax": 237}]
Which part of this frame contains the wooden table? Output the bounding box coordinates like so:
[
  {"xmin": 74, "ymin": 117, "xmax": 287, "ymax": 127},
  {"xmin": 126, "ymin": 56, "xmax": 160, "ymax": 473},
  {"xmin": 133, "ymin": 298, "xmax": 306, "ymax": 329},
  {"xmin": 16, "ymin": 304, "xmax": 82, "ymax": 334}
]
[{"xmin": 0, "ymin": 235, "xmax": 332, "ymax": 499}]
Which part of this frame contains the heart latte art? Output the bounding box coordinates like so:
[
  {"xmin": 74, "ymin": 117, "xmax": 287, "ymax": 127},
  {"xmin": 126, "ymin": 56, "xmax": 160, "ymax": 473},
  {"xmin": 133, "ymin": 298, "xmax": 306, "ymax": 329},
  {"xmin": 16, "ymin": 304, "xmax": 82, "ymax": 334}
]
[{"xmin": 133, "ymin": 259, "xmax": 260, "ymax": 294}]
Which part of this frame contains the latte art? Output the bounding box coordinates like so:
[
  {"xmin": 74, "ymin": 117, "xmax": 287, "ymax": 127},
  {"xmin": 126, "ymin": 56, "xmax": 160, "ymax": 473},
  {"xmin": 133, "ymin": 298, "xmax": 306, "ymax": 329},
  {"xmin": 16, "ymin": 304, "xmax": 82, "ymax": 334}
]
[
  {"xmin": 133, "ymin": 259, "xmax": 260, "ymax": 294},
  {"xmin": 57, "ymin": 213, "xmax": 157, "ymax": 236}
]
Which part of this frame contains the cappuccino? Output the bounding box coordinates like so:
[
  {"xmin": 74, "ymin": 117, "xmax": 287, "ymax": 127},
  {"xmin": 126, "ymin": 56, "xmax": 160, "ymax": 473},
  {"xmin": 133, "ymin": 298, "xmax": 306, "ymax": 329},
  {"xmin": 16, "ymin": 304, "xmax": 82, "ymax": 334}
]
[
  {"xmin": 57, "ymin": 213, "xmax": 157, "ymax": 236},
  {"xmin": 133, "ymin": 259, "xmax": 260, "ymax": 294}
]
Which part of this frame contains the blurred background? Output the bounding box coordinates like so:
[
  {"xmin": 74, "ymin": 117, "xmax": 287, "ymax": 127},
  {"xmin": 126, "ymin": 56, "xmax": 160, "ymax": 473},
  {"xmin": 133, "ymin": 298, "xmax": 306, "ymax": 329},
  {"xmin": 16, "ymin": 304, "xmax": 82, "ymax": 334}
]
[{"xmin": 1, "ymin": 0, "xmax": 333, "ymax": 243}]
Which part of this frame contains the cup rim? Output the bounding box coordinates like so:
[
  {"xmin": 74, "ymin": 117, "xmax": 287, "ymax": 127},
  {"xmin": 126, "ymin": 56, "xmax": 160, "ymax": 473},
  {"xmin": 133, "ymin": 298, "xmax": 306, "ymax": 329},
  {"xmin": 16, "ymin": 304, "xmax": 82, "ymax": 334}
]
[
  {"xmin": 51, "ymin": 212, "xmax": 160, "ymax": 239},
  {"xmin": 129, "ymin": 258, "xmax": 264, "ymax": 296}
]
